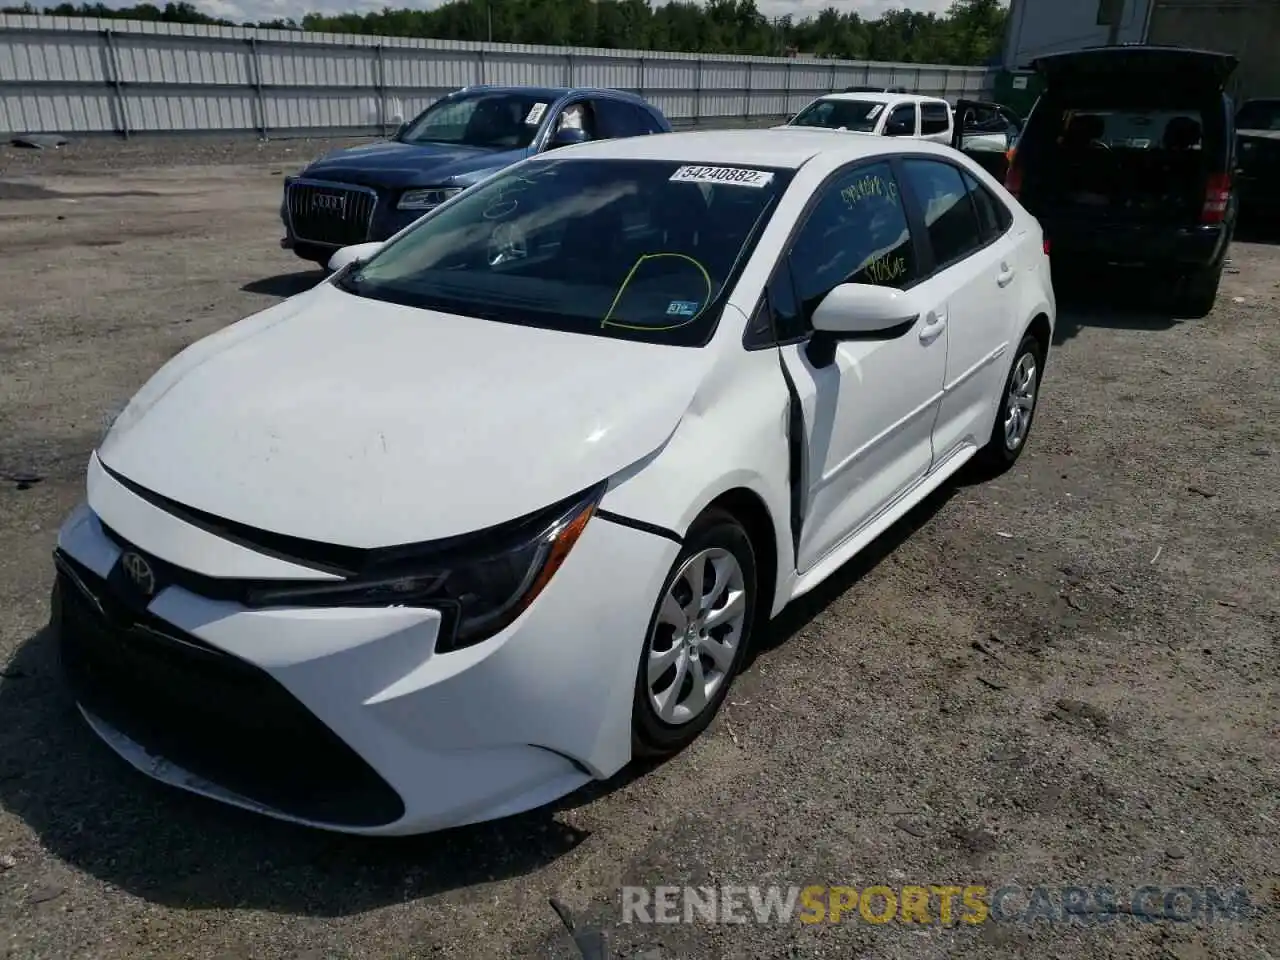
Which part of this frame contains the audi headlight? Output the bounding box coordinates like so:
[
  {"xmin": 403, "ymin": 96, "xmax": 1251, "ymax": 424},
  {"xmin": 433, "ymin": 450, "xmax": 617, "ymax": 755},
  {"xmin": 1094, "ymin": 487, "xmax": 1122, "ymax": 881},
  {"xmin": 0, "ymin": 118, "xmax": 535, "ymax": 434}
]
[
  {"xmin": 244, "ymin": 482, "xmax": 604, "ymax": 652},
  {"xmin": 397, "ymin": 186, "xmax": 464, "ymax": 211}
]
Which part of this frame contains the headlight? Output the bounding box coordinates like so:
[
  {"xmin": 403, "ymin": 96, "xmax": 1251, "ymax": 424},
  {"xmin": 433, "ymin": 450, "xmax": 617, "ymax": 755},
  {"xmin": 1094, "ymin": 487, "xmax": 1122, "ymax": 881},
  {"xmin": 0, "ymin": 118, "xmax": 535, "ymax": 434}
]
[
  {"xmin": 397, "ymin": 187, "xmax": 464, "ymax": 211},
  {"xmin": 244, "ymin": 482, "xmax": 605, "ymax": 652}
]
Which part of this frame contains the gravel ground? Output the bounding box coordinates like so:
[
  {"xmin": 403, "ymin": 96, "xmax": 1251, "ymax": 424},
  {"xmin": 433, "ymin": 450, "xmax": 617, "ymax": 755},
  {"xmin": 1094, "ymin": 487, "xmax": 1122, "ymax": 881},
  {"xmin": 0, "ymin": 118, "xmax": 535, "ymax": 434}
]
[{"xmin": 0, "ymin": 136, "xmax": 1277, "ymax": 960}]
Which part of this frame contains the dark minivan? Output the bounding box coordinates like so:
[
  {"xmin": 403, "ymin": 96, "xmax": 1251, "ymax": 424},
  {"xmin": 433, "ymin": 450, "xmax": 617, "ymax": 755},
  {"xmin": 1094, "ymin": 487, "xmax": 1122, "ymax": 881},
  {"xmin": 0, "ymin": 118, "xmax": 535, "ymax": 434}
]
[
  {"xmin": 280, "ymin": 85, "xmax": 671, "ymax": 269},
  {"xmin": 967, "ymin": 45, "xmax": 1239, "ymax": 317}
]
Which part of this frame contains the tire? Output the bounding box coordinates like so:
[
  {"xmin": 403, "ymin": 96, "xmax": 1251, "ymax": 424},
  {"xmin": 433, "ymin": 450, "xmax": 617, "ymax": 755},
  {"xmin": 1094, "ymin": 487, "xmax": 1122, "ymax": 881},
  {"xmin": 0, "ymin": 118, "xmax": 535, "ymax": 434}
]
[
  {"xmin": 631, "ymin": 508, "xmax": 758, "ymax": 757},
  {"xmin": 974, "ymin": 332, "xmax": 1045, "ymax": 476},
  {"xmin": 1172, "ymin": 261, "xmax": 1223, "ymax": 319}
]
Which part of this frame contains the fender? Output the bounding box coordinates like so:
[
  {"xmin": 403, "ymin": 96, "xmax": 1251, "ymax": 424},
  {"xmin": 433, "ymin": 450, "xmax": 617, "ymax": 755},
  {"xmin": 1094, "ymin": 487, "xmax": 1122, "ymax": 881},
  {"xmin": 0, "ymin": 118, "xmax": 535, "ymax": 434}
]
[{"xmin": 598, "ymin": 339, "xmax": 796, "ymax": 619}]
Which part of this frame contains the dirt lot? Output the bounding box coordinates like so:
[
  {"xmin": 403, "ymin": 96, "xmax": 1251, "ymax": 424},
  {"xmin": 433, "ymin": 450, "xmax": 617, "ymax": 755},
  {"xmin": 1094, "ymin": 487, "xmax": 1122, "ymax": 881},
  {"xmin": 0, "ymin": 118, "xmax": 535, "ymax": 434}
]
[{"xmin": 0, "ymin": 136, "xmax": 1277, "ymax": 960}]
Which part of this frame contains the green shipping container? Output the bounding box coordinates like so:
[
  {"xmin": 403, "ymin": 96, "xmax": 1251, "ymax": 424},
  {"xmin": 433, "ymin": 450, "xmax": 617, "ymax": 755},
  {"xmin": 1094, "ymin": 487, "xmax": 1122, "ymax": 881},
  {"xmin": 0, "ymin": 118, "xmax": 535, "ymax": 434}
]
[{"xmin": 992, "ymin": 69, "xmax": 1045, "ymax": 119}]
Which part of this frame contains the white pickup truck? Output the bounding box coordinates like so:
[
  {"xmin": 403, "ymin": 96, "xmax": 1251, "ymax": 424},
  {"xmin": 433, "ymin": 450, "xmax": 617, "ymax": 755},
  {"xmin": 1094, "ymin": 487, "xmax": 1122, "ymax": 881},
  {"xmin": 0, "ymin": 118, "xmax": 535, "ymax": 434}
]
[{"xmin": 777, "ymin": 92, "xmax": 957, "ymax": 144}]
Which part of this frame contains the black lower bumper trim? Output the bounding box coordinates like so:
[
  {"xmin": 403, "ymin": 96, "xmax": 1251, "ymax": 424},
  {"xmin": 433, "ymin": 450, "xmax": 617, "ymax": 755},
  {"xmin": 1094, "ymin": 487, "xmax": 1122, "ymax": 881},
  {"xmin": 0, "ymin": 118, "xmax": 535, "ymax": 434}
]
[{"xmin": 53, "ymin": 552, "xmax": 405, "ymax": 829}]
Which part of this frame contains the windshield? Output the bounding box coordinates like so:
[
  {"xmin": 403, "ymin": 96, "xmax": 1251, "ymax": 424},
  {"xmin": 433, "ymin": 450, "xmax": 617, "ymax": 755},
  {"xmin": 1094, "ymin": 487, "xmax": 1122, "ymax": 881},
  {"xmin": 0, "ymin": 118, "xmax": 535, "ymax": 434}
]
[
  {"xmin": 399, "ymin": 91, "xmax": 553, "ymax": 150},
  {"xmin": 791, "ymin": 98, "xmax": 884, "ymax": 132},
  {"xmin": 1237, "ymin": 100, "xmax": 1280, "ymax": 130},
  {"xmin": 337, "ymin": 158, "xmax": 791, "ymax": 346}
]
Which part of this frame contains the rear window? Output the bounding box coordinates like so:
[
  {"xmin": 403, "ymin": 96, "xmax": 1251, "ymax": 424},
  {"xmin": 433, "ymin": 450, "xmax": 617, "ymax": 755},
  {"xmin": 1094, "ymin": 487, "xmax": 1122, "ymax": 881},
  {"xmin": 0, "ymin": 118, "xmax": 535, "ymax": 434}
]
[
  {"xmin": 1236, "ymin": 100, "xmax": 1280, "ymax": 130},
  {"xmin": 1054, "ymin": 109, "xmax": 1205, "ymax": 150}
]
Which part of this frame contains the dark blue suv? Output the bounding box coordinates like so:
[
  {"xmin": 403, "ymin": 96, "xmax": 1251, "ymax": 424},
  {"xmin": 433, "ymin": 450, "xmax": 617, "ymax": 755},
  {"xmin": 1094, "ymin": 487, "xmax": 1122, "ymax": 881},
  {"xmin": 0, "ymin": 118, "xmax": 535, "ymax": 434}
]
[{"xmin": 280, "ymin": 85, "xmax": 672, "ymax": 267}]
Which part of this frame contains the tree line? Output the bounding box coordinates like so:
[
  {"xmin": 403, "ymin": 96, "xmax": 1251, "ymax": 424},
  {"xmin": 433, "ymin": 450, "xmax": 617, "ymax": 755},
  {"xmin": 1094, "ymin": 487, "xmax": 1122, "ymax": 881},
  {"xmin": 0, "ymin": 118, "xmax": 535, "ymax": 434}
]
[{"xmin": 2, "ymin": 0, "xmax": 1007, "ymax": 65}]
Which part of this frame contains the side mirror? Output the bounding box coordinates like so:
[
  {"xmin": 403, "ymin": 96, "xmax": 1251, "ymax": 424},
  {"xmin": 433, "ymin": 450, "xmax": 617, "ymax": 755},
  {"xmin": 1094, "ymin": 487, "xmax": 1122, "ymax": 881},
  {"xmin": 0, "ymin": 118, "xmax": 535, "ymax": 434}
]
[
  {"xmin": 885, "ymin": 120, "xmax": 913, "ymax": 137},
  {"xmin": 547, "ymin": 126, "xmax": 588, "ymax": 150},
  {"xmin": 394, "ymin": 121, "xmax": 409, "ymax": 138},
  {"xmin": 327, "ymin": 241, "xmax": 384, "ymax": 273},
  {"xmin": 811, "ymin": 283, "xmax": 920, "ymax": 337}
]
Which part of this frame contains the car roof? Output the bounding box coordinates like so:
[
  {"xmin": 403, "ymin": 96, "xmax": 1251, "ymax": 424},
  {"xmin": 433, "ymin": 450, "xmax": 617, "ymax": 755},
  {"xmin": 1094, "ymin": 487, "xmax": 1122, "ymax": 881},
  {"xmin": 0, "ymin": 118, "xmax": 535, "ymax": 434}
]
[
  {"xmin": 453, "ymin": 84, "xmax": 650, "ymax": 105},
  {"xmin": 542, "ymin": 127, "xmax": 960, "ymax": 169},
  {"xmin": 812, "ymin": 92, "xmax": 946, "ymax": 106}
]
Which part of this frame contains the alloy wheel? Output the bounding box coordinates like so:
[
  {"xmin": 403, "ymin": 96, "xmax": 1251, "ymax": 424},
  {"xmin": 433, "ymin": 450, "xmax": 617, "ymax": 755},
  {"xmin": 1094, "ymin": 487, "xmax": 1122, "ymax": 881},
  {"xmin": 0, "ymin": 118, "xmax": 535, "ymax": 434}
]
[
  {"xmin": 645, "ymin": 547, "xmax": 748, "ymax": 726},
  {"xmin": 1004, "ymin": 352, "xmax": 1038, "ymax": 451}
]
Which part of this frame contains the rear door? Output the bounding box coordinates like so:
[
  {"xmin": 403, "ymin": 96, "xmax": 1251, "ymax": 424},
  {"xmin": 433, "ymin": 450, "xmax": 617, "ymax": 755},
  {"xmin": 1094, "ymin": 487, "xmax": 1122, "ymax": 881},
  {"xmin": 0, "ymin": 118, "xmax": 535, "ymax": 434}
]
[
  {"xmin": 919, "ymin": 100, "xmax": 952, "ymax": 144},
  {"xmin": 897, "ymin": 157, "xmax": 1022, "ymax": 460}
]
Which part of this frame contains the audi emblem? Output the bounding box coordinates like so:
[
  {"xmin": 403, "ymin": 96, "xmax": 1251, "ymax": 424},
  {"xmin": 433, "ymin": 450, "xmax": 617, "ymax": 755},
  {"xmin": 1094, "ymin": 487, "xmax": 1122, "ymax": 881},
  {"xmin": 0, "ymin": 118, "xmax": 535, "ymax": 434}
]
[
  {"xmin": 312, "ymin": 193, "xmax": 347, "ymax": 215},
  {"xmin": 120, "ymin": 551, "xmax": 157, "ymax": 597}
]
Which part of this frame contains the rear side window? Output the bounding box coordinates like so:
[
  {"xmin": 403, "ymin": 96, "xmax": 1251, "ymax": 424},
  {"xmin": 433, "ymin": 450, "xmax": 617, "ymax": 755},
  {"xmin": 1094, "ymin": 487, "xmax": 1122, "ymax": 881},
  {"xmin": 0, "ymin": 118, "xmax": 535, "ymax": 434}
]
[
  {"xmin": 593, "ymin": 99, "xmax": 646, "ymax": 139},
  {"xmin": 921, "ymin": 102, "xmax": 950, "ymax": 135},
  {"xmin": 901, "ymin": 159, "xmax": 984, "ymax": 267},
  {"xmin": 631, "ymin": 104, "xmax": 666, "ymax": 134},
  {"xmin": 962, "ymin": 171, "xmax": 1012, "ymax": 240}
]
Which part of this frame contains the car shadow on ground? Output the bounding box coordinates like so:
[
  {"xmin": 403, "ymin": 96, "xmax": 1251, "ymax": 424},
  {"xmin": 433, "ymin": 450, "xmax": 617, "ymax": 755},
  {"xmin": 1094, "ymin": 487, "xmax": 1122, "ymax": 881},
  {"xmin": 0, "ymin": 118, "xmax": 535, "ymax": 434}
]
[
  {"xmin": 241, "ymin": 270, "xmax": 326, "ymax": 299},
  {"xmin": 0, "ymin": 467, "xmax": 972, "ymax": 917},
  {"xmin": 1050, "ymin": 267, "xmax": 1186, "ymax": 346}
]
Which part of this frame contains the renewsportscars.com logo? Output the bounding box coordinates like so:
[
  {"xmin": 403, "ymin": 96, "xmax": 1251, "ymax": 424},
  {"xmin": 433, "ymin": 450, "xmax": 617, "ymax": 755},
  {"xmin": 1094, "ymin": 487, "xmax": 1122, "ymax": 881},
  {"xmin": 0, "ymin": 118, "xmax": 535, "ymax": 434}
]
[{"xmin": 621, "ymin": 884, "xmax": 1259, "ymax": 926}]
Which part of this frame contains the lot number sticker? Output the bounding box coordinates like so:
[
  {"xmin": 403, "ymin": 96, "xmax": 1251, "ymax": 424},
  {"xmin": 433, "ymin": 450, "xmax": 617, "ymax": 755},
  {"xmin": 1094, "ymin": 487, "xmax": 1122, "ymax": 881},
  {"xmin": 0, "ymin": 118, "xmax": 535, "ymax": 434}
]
[
  {"xmin": 670, "ymin": 165, "xmax": 775, "ymax": 188},
  {"xmin": 525, "ymin": 103, "xmax": 548, "ymax": 125}
]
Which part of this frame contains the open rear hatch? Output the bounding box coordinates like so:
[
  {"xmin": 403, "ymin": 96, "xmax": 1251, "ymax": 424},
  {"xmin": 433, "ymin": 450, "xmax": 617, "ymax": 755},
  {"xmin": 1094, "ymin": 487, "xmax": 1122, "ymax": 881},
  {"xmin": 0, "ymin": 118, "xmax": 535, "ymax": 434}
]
[
  {"xmin": 1015, "ymin": 46, "xmax": 1238, "ymax": 229},
  {"xmin": 1032, "ymin": 46, "xmax": 1237, "ymax": 98}
]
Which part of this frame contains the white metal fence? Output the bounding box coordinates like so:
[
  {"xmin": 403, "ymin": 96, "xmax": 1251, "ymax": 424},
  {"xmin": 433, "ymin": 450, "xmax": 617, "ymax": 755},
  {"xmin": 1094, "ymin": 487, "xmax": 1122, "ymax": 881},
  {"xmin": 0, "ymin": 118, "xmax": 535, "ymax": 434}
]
[{"xmin": 0, "ymin": 14, "xmax": 998, "ymax": 137}]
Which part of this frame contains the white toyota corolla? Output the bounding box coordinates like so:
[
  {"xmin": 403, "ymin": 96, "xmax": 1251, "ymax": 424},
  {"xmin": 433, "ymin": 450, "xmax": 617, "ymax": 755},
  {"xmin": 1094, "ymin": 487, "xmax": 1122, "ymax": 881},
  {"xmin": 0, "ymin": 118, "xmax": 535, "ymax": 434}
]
[{"xmin": 53, "ymin": 129, "xmax": 1055, "ymax": 835}]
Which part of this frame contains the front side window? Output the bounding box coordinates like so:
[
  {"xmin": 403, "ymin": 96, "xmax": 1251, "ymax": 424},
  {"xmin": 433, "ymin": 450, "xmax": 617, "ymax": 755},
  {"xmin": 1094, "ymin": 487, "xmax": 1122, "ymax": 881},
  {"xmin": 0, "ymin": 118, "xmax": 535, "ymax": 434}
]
[
  {"xmin": 884, "ymin": 104, "xmax": 917, "ymax": 137},
  {"xmin": 901, "ymin": 159, "xmax": 984, "ymax": 267},
  {"xmin": 775, "ymin": 161, "xmax": 916, "ymax": 338},
  {"xmin": 791, "ymin": 98, "xmax": 886, "ymax": 133},
  {"xmin": 339, "ymin": 158, "xmax": 790, "ymax": 346},
  {"xmin": 399, "ymin": 91, "xmax": 551, "ymax": 150}
]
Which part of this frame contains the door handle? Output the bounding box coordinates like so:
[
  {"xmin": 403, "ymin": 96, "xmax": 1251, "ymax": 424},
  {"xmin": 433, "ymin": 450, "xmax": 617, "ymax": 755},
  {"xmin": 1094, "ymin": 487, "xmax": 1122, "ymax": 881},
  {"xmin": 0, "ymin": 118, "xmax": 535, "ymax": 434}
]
[
  {"xmin": 997, "ymin": 263, "xmax": 1015, "ymax": 287},
  {"xmin": 919, "ymin": 312, "xmax": 947, "ymax": 345}
]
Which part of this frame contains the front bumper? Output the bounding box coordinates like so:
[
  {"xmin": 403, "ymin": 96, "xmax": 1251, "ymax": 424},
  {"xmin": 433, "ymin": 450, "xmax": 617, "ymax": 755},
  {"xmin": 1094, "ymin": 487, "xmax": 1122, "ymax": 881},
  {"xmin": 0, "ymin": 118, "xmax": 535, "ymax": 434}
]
[{"xmin": 54, "ymin": 466, "xmax": 679, "ymax": 836}]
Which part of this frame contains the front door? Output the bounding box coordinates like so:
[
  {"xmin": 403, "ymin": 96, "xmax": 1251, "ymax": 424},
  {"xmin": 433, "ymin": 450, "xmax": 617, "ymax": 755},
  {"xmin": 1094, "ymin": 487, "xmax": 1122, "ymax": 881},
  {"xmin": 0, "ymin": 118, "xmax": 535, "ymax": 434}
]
[{"xmin": 770, "ymin": 160, "xmax": 948, "ymax": 572}]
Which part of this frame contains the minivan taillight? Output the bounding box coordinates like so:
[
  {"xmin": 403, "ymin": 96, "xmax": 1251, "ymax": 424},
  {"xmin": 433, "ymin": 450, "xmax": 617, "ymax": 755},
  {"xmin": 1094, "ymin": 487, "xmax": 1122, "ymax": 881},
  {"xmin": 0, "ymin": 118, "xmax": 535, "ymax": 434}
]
[
  {"xmin": 1201, "ymin": 173, "xmax": 1231, "ymax": 224},
  {"xmin": 1004, "ymin": 149, "xmax": 1022, "ymax": 197}
]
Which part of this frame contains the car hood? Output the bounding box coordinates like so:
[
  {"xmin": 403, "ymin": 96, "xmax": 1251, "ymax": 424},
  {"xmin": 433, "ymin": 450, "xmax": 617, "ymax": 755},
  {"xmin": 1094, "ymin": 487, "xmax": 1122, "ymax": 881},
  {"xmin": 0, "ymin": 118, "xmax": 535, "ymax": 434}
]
[
  {"xmin": 300, "ymin": 139, "xmax": 522, "ymax": 190},
  {"xmin": 97, "ymin": 283, "xmax": 713, "ymax": 549}
]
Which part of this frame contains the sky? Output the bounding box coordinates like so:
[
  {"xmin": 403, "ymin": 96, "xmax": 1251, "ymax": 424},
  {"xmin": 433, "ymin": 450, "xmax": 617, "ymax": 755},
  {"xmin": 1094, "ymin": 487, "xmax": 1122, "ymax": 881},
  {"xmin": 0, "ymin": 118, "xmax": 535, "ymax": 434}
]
[{"xmin": 194, "ymin": 0, "xmax": 958, "ymax": 27}]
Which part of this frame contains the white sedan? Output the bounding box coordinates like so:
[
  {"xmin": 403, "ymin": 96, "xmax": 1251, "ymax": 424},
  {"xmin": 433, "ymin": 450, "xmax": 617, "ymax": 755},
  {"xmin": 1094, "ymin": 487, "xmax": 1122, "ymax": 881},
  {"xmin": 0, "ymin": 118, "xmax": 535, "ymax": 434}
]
[{"xmin": 53, "ymin": 130, "xmax": 1055, "ymax": 836}]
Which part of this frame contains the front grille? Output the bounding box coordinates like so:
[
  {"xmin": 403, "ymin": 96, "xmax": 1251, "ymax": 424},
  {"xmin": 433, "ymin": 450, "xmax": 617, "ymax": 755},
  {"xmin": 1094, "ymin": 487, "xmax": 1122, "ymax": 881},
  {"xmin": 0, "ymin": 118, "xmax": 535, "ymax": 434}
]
[
  {"xmin": 54, "ymin": 552, "xmax": 405, "ymax": 828},
  {"xmin": 286, "ymin": 180, "xmax": 377, "ymax": 247}
]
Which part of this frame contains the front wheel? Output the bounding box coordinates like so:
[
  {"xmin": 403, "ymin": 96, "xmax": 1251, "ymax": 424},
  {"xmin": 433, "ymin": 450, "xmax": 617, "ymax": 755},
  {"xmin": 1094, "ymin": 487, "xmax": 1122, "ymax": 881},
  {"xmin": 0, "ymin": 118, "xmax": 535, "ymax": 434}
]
[
  {"xmin": 975, "ymin": 332, "xmax": 1045, "ymax": 476},
  {"xmin": 631, "ymin": 508, "xmax": 757, "ymax": 757}
]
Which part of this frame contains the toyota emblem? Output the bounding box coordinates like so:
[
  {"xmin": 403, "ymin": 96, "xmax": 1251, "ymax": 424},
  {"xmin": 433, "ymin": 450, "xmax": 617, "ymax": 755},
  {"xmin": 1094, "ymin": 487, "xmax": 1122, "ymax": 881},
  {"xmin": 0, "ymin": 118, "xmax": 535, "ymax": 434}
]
[{"xmin": 120, "ymin": 551, "xmax": 157, "ymax": 597}]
